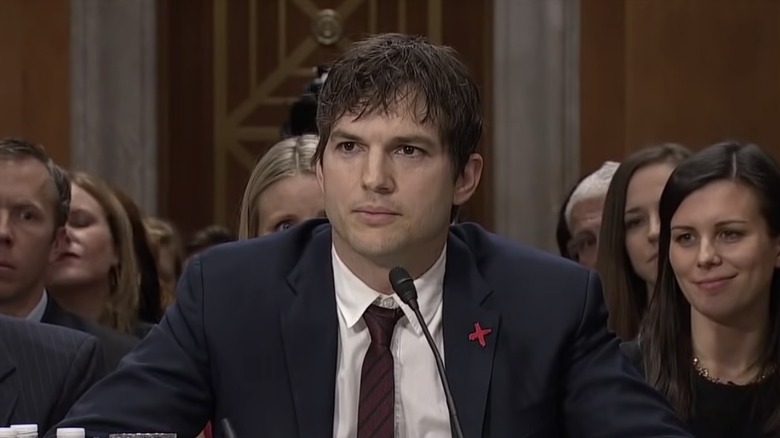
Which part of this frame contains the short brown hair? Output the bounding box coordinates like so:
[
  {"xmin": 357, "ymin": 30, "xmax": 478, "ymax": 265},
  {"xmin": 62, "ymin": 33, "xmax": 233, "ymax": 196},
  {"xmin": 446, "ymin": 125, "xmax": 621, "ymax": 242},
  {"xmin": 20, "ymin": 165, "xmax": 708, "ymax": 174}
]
[
  {"xmin": 313, "ymin": 33, "xmax": 482, "ymax": 176},
  {"xmin": 185, "ymin": 225, "xmax": 234, "ymax": 257},
  {"xmin": 0, "ymin": 138, "xmax": 70, "ymax": 229}
]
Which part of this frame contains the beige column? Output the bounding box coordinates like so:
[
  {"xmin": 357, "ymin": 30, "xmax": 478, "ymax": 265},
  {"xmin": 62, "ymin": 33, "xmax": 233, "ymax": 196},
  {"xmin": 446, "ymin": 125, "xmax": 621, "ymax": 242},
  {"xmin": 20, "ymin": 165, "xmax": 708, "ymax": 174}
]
[
  {"xmin": 70, "ymin": 0, "xmax": 158, "ymax": 214},
  {"xmin": 492, "ymin": 0, "xmax": 581, "ymax": 252}
]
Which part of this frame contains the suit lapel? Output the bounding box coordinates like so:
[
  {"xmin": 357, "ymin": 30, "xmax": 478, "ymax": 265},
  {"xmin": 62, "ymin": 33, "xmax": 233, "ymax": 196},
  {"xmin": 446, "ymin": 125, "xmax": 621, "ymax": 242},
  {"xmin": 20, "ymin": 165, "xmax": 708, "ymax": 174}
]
[
  {"xmin": 443, "ymin": 233, "xmax": 499, "ymax": 438},
  {"xmin": 0, "ymin": 339, "xmax": 19, "ymax": 427},
  {"xmin": 40, "ymin": 293, "xmax": 62, "ymax": 324},
  {"xmin": 281, "ymin": 226, "xmax": 339, "ymax": 437}
]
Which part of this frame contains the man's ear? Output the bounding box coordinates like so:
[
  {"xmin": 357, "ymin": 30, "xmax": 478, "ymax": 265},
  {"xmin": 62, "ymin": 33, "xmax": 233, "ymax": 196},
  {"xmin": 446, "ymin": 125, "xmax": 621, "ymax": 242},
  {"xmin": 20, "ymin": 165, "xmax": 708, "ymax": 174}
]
[
  {"xmin": 315, "ymin": 158, "xmax": 325, "ymax": 192},
  {"xmin": 453, "ymin": 153, "xmax": 483, "ymax": 207},
  {"xmin": 49, "ymin": 226, "xmax": 67, "ymax": 263}
]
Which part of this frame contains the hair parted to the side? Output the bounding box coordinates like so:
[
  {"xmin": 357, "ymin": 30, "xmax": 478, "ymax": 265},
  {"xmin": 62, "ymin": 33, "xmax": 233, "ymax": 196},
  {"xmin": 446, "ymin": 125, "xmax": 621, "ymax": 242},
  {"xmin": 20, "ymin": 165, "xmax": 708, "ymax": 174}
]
[
  {"xmin": 0, "ymin": 137, "xmax": 71, "ymax": 230},
  {"xmin": 68, "ymin": 171, "xmax": 140, "ymax": 335},
  {"xmin": 186, "ymin": 225, "xmax": 234, "ymax": 256},
  {"xmin": 640, "ymin": 141, "xmax": 780, "ymax": 433},
  {"xmin": 238, "ymin": 135, "xmax": 319, "ymax": 239},
  {"xmin": 597, "ymin": 143, "xmax": 691, "ymax": 340},
  {"xmin": 313, "ymin": 33, "xmax": 482, "ymax": 178}
]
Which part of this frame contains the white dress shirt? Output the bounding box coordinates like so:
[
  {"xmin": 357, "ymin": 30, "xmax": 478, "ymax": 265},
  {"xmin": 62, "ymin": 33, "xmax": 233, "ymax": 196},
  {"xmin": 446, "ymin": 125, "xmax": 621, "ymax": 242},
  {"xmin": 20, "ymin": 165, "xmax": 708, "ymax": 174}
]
[
  {"xmin": 26, "ymin": 291, "xmax": 48, "ymax": 322},
  {"xmin": 332, "ymin": 245, "xmax": 451, "ymax": 438}
]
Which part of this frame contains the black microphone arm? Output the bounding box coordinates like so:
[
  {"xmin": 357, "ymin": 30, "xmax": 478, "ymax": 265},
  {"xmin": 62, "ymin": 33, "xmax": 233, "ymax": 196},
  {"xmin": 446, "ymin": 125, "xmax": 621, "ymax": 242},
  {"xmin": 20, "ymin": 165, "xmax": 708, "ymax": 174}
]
[{"xmin": 389, "ymin": 266, "xmax": 465, "ymax": 438}]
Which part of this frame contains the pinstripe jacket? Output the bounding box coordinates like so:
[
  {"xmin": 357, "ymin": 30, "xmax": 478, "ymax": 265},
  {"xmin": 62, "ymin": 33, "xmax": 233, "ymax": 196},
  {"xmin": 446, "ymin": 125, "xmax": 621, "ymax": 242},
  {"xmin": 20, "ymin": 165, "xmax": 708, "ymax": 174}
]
[{"xmin": 0, "ymin": 315, "xmax": 105, "ymax": 432}]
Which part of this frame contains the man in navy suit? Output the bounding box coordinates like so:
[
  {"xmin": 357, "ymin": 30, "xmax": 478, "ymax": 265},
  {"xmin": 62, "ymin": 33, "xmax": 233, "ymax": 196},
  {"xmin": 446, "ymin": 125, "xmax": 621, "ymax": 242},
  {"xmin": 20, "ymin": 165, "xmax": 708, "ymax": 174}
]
[
  {"xmin": 49, "ymin": 33, "xmax": 691, "ymax": 437},
  {"xmin": 0, "ymin": 315, "xmax": 104, "ymax": 431}
]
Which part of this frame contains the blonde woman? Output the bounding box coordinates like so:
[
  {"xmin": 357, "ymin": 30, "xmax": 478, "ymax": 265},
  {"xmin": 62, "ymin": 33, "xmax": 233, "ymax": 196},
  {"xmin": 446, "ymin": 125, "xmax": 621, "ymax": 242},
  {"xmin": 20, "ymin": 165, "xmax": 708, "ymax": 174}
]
[
  {"xmin": 237, "ymin": 135, "xmax": 325, "ymax": 239},
  {"xmin": 47, "ymin": 171, "xmax": 141, "ymax": 336},
  {"xmin": 144, "ymin": 217, "xmax": 183, "ymax": 310}
]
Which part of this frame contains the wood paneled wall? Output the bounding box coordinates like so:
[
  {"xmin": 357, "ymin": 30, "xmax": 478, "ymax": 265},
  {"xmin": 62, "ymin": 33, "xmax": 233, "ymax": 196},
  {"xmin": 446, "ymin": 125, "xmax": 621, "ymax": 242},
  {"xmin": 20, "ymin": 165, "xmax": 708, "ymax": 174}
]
[
  {"xmin": 581, "ymin": 0, "xmax": 780, "ymax": 172},
  {"xmin": 0, "ymin": 0, "xmax": 71, "ymax": 165},
  {"xmin": 157, "ymin": 0, "xmax": 215, "ymax": 236}
]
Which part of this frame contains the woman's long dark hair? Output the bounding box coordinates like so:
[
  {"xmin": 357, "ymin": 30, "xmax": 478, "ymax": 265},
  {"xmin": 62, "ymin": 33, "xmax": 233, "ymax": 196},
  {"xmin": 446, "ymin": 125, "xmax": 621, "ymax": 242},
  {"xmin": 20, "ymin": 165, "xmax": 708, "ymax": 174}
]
[
  {"xmin": 640, "ymin": 142, "xmax": 780, "ymax": 432},
  {"xmin": 596, "ymin": 143, "xmax": 691, "ymax": 340}
]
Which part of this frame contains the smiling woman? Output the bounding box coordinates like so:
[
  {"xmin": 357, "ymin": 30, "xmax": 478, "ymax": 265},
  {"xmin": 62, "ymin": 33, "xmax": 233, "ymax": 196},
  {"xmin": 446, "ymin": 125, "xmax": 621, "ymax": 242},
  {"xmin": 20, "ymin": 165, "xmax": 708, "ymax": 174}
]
[{"xmin": 635, "ymin": 141, "xmax": 780, "ymax": 437}]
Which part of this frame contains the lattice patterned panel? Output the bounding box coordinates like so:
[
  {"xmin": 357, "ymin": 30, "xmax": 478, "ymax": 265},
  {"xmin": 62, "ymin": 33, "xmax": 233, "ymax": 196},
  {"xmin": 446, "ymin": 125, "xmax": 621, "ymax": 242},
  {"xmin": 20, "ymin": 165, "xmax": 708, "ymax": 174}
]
[{"xmin": 213, "ymin": 0, "xmax": 443, "ymax": 226}]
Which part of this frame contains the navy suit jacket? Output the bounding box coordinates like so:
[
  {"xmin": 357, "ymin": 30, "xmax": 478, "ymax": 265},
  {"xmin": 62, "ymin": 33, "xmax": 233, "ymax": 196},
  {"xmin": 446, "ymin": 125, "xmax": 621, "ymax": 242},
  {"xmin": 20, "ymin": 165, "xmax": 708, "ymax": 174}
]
[
  {"xmin": 50, "ymin": 220, "xmax": 691, "ymax": 437},
  {"xmin": 41, "ymin": 296, "xmax": 138, "ymax": 370},
  {"xmin": 0, "ymin": 315, "xmax": 105, "ymax": 431}
]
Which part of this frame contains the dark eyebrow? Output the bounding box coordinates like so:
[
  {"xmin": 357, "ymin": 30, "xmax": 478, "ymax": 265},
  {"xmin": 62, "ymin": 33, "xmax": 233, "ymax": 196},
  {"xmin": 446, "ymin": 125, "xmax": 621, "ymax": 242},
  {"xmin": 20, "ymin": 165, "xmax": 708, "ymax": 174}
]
[
  {"xmin": 671, "ymin": 220, "xmax": 748, "ymax": 232},
  {"xmin": 330, "ymin": 129, "xmax": 364, "ymax": 143},
  {"xmin": 392, "ymin": 135, "xmax": 437, "ymax": 148},
  {"xmin": 11, "ymin": 200, "xmax": 44, "ymax": 212},
  {"xmin": 330, "ymin": 130, "xmax": 437, "ymax": 148},
  {"xmin": 624, "ymin": 207, "xmax": 642, "ymax": 215},
  {"xmin": 715, "ymin": 220, "xmax": 748, "ymax": 227}
]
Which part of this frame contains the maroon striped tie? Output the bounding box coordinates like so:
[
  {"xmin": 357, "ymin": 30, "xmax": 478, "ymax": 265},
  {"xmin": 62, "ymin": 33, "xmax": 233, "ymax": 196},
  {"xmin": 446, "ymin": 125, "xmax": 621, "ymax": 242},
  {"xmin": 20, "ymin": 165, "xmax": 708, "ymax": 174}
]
[{"xmin": 357, "ymin": 304, "xmax": 404, "ymax": 438}]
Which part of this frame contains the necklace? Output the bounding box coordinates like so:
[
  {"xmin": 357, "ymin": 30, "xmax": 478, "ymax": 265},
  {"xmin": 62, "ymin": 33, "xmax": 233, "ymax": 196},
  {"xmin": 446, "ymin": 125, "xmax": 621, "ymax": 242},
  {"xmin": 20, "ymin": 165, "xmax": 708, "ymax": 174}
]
[{"xmin": 693, "ymin": 357, "xmax": 776, "ymax": 385}]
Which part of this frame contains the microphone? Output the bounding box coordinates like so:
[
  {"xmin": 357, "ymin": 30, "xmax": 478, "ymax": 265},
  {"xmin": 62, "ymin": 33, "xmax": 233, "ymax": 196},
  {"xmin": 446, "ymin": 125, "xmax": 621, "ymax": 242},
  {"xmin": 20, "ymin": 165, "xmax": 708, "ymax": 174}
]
[
  {"xmin": 221, "ymin": 418, "xmax": 237, "ymax": 438},
  {"xmin": 389, "ymin": 266, "xmax": 465, "ymax": 438}
]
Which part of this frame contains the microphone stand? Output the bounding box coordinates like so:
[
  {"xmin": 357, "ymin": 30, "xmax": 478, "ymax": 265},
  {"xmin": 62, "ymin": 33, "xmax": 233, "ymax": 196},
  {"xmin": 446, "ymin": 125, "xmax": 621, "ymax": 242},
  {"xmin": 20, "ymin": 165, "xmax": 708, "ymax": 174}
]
[{"xmin": 390, "ymin": 266, "xmax": 465, "ymax": 438}]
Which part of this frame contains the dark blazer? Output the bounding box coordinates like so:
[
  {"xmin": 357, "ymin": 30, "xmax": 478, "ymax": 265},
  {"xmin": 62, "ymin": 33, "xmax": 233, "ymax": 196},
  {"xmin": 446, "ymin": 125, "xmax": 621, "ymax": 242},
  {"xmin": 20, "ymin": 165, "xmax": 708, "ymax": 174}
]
[
  {"xmin": 41, "ymin": 296, "xmax": 138, "ymax": 371},
  {"xmin": 0, "ymin": 315, "xmax": 104, "ymax": 431},
  {"xmin": 50, "ymin": 220, "xmax": 692, "ymax": 438},
  {"xmin": 620, "ymin": 339, "xmax": 645, "ymax": 375}
]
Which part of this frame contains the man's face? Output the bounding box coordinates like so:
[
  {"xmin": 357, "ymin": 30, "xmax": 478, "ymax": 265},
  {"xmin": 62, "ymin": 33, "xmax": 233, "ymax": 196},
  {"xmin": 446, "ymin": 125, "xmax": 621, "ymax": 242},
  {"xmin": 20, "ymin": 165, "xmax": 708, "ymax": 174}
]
[
  {"xmin": 317, "ymin": 100, "xmax": 482, "ymax": 270},
  {"xmin": 0, "ymin": 158, "xmax": 64, "ymax": 306},
  {"xmin": 567, "ymin": 196, "xmax": 606, "ymax": 269}
]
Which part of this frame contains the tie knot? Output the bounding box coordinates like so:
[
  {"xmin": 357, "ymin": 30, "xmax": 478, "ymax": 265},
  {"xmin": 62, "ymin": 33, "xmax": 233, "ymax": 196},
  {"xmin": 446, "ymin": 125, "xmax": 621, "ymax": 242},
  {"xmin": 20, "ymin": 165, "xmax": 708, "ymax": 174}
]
[{"xmin": 363, "ymin": 304, "xmax": 403, "ymax": 346}]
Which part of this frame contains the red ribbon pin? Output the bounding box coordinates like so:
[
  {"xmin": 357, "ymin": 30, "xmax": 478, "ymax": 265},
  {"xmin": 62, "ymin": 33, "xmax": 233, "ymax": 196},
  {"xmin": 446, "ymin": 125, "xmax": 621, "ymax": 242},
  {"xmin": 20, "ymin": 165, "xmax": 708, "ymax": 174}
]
[{"xmin": 468, "ymin": 322, "xmax": 492, "ymax": 348}]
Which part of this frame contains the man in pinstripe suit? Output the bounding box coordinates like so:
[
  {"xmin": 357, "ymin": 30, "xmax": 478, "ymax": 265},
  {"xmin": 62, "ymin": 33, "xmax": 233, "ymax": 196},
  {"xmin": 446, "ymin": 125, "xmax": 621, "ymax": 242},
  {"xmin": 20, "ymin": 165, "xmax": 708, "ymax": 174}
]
[
  {"xmin": 0, "ymin": 138, "xmax": 137, "ymax": 370},
  {"xmin": 0, "ymin": 314, "xmax": 104, "ymax": 431}
]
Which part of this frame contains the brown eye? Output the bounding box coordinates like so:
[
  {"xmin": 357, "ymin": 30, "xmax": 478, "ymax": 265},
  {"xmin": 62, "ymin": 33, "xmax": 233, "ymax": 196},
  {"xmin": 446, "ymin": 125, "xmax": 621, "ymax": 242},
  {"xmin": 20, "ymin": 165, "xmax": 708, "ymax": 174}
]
[{"xmin": 338, "ymin": 142, "xmax": 357, "ymax": 152}]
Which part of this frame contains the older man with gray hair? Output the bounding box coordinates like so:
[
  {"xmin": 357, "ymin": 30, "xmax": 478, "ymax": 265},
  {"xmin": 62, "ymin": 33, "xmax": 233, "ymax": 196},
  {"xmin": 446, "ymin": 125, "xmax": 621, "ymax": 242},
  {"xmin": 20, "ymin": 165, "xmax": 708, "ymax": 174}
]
[{"xmin": 563, "ymin": 161, "xmax": 620, "ymax": 268}]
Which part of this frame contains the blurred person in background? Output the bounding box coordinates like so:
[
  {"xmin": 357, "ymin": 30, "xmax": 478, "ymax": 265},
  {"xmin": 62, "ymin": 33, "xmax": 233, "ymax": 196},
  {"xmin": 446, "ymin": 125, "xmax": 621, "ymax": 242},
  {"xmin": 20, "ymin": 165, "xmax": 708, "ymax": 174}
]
[
  {"xmin": 46, "ymin": 172, "xmax": 145, "ymax": 339},
  {"xmin": 144, "ymin": 217, "xmax": 183, "ymax": 310},
  {"xmin": 597, "ymin": 143, "xmax": 691, "ymax": 340},
  {"xmin": 112, "ymin": 187, "xmax": 163, "ymax": 329},
  {"xmin": 0, "ymin": 138, "xmax": 137, "ymax": 370},
  {"xmin": 562, "ymin": 161, "xmax": 620, "ymax": 269},
  {"xmin": 183, "ymin": 225, "xmax": 235, "ymax": 268},
  {"xmin": 237, "ymin": 135, "xmax": 324, "ymax": 239},
  {"xmin": 556, "ymin": 174, "xmax": 588, "ymax": 260},
  {"xmin": 280, "ymin": 65, "xmax": 328, "ymax": 138}
]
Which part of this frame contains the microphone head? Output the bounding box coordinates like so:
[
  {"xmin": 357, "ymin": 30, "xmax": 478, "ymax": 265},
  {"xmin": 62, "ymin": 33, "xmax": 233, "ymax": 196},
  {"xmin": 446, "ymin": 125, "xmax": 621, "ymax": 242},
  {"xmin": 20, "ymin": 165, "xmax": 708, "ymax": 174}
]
[{"xmin": 389, "ymin": 266, "xmax": 418, "ymax": 305}]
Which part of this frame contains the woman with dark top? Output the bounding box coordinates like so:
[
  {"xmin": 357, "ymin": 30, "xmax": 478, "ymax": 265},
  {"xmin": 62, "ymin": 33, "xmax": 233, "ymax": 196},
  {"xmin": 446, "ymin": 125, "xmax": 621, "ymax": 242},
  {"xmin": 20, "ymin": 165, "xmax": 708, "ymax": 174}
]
[{"xmin": 625, "ymin": 142, "xmax": 780, "ymax": 437}]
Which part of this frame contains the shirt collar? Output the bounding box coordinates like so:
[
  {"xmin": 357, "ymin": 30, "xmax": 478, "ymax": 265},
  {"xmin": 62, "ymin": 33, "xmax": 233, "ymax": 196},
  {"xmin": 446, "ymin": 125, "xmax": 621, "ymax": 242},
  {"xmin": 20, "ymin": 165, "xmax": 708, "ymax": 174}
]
[
  {"xmin": 26, "ymin": 290, "xmax": 48, "ymax": 322},
  {"xmin": 332, "ymin": 245, "xmax": 446, "ymax": 336}
]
